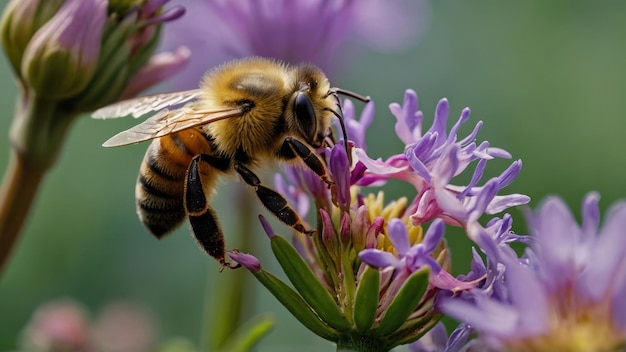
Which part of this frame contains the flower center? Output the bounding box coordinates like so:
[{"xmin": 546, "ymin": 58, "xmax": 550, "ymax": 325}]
[
  {"xmin": 506, "ymin": 297, "xmax": 625, "ymax": 352},
  {"xmin": 362, "ymin": 191, "xmax": 423, "ymax": 253}
]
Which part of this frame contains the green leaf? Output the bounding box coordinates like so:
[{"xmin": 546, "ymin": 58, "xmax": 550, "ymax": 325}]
[
  {"xmin": 353, "ymin": 266, "xmax": 380, "ymax": 332},
  {"xmin": 270, "ymin": 235, "xmax": 352, "ymax": 330},
  {"xmin": 252, "ymin": 269, "xmax": 339, "ymax": 341},
  {"xmin": 156, "ymin": 338, "xmax": 198, "ymax": 352},
  {"xmin": 374, "ymin": 267, "xmax": 429, "ymax": 336},
  {"xmin": 221, "ymin": 314, "xmax": 275, "ymax": 352}
]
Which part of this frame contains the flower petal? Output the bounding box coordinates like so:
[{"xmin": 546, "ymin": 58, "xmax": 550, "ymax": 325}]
[{"xmin": 359, "ymin": 249, "xmax": 402, "ymax": 269}]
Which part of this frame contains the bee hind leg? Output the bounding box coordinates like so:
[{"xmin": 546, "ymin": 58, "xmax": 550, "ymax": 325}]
[
  {"xmin": 234, "ymin": 163, "xmax": 314, "ymax": 235},
  {"xmin": 186, "ymin": 154, "xmax": 239, "ymax": 270}
]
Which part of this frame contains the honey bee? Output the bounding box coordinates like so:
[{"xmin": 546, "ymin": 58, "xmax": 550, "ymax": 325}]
[{"xmin": 93, "ymin": 57, "xmax": 369, "ymax": 268}]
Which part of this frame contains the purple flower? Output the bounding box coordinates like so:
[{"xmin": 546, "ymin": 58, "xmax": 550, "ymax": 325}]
[
  {"xmin": 356, "ymin": 90, "xmax": 529, "ymax": 240},
  {"xmin": 360, "ymin": 219, "xmax": 477, "ymax": 292},
  {"xmin": 439, "ymin": 193, "xmax": 626, "ymax": 351},
  {"xmin": 160, "ymin": 0, "xmax": 429, "ymax": 89},
  {"xmin": 228, "ymin": 249, "xmax": 261, "ymax": 273},
  {"xmin": 333, "ymin": 98, "xmax": 376, "ymax": 150}
]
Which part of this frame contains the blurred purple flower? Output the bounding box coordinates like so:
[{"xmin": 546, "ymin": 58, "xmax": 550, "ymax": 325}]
[
  {"xmin": 160, "ymin": 0, "xmax": 430, "ymax": 89},
  {"xmin": 92, "ymin": 302, "xmax": 157, "ymax": 352},
  {"xmin": 408, "ymin": 322, "xmax": 472, "ymax": 352},
  {"xmin": 438, "ymin": 193, "xmax": 626, "ymax": 351},
  {"xmin": 19, "ymin": 299, "xmax": 158, "ymax": 352},
  {"xmin": 19, "ymin": 299, "xmax": 90, "ymax": 352}
]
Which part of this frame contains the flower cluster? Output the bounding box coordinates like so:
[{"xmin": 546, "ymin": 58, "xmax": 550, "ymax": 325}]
[{"xmin": 229, "ymin": 90, "xmax": 528, "ymax": 351}]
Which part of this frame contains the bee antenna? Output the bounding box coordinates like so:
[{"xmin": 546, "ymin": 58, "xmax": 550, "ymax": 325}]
[
  {"xmin": 327, "ymin": 87, "xmax": 371, "ymax": 103},
  {"xmin": 325, "ymin": 87, "xmax": 369, "ymax": 165},
  {"xmin": 323, "ymin": 107, "xmax": 349, "ymax": 145}
]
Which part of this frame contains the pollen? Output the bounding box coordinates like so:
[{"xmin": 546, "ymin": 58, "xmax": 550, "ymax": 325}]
[{"xmin": 361, "ymin": 191, "xmax": 423, "ymax": 253}]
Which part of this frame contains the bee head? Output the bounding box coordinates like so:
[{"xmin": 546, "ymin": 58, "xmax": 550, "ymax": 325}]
[{"xmin": 288, "ymin": 64, "xmax": 335, "ymax": 148}]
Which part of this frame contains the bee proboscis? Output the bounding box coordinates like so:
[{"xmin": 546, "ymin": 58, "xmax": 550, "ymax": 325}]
[{"xmin": 93, "ymin": 57, "xmax": 369, "ymax": 268}]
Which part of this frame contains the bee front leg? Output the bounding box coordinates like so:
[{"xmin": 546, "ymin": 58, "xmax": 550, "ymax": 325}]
[
  {"xmin": 283, "ymin": 137, "xmax": 333, "ymax": 186},
  {"xmin": 234, "ymin": 163, "xmax": 314, "ymax": 235},
  {"xmin": 185, "ymin": 154, "xmax": 238, "ymax": 270}
]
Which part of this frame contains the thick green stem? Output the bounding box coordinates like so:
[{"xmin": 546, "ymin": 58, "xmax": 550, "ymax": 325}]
[
  {"xmin": 0, "ymin": 150, "xmax": 46, "ymax": 274},
  {"xmin": 0, "ymin": 92, "xmax": 76, "ymax": 276}
]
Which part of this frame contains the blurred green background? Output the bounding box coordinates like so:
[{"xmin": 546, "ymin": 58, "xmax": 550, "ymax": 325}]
[{"xmin": 2, "ymin": 0, "xmax": 626, "ymax": 350}]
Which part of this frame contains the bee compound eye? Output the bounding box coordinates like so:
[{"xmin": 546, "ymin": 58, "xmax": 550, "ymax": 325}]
[{"xmin": 294, "ymin": 92, "xmax": 317, "ymax": 143}]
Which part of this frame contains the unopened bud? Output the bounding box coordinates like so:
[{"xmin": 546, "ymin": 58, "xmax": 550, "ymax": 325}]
[
  {"xmin": 21, "ymin": 0, "xmax": 107, "ymax": 99},
  {"xmin": 0, "ymin": 0, "xmax": 63, "ymax": 75}
]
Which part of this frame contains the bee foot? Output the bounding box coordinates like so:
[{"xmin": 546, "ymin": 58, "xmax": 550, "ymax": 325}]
[{"xmin": 218, "ymin": 258, "xmax": 241, "ymax": 272}]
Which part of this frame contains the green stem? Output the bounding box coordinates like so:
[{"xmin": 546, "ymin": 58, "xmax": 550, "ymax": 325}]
[
  {"xmin": 202, "ymin": 184, "xmax": 255, "ymax": 351},
  {"xmin": 0, "ymin": 92, "xmax": 76, "ymax": 276},
  {"xmin": 0, "ymin": 149, "xmax": 46, "ymax": 274}
]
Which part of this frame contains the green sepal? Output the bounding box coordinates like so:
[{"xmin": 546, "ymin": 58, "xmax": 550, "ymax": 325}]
[
  {"xmin": 220, "ymin": 314, "xmax": 275, "ymax": 352},
  {"xmin": 68, "ymin": 16, "xmax": 134, "ymax": 111},
  {"xmin": 390, "ymin": 312, "xmax": 442, "ymax": 348},
  {"xmin": 23, "ymin": 49, "xmax": 95, "ymax": 99},
  {"xmin": 374, "ymin": 267, "xmax": 429, "ymax": 336},
  {"xmin": 127, "ymin": 21, "xmax": 162, "ymax": 74},
  {"xmin": 252, "ymin": 269, "xmax": 338, "ymax": 341},
  {"xmin": 353, "ymin": 265, "xmax": 380, "ymax": 332},
  {"xmin": 270, "ymin": 235, "xmax": 352, "ymax": 331}
]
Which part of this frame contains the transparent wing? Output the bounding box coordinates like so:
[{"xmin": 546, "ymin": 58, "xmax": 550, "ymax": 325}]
[
  {"xmin": 92, "ymin": 89, "xmax": 204, "ymax": 119},
  {"xmin": 102, "ymin": 105, "xmax": 243, "ymax": 147}
]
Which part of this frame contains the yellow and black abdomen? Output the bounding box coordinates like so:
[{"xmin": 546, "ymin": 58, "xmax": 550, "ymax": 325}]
[{"xmin": 136, "ymin": 128, "xmax": 215, "ymax": 238}]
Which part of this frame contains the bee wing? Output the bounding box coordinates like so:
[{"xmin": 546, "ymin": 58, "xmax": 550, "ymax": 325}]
[
  {"xmin": 102, "ymin": 105, "xmax": 243, "ymax": 147},
  {"xmin": 92, "ymin": 89, "xmax": 204, "ymax": 119}
]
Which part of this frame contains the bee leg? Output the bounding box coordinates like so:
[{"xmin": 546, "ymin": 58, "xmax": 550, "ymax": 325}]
[
  {"xmin": 283, "ymin": 137, "xmax": 333, "ymax": 186},
  {"xmin": 186, "ymin": 155, "xmax": 239, "ymax": 270},
  {"xmin": 234, "ymin": 163, "xmax": 314, "ymax": 235}
]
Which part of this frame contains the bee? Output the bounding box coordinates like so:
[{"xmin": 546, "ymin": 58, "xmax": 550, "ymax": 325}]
[{"xmin": 93, "ymin": 57, "xmax": 369, "ymax": 268}]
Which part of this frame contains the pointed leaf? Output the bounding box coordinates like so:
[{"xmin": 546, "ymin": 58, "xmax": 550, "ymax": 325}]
[
  {"xmin": 221, "ymin": 314, "xmax": 275, "ymax": 352},
  {"xmin": 252, "ymin": 269, "xmax": 338, "ymax": 341},
  {"xmin": 270, "ymin": 235, "xmax": 352, "ymax": 330},
  {"xmin": 353, "ymin": 266, "xmax": 380, "ymax": 332},
  {"xmin": 374, "ymin": 267, "xmax": 430, "ymax": 336}
]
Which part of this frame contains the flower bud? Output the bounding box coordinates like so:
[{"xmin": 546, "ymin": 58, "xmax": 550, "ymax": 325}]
[
  {"xmin": 0, "ymin": 0, "xmax": 64, "ymax": 76},
  {"xmin": 227, "ymin": 250, "xmax": 261, "ymax": 273},
  {"xmin": 20, "ymin": 0, "xmax": 107, "ymax": 99}
]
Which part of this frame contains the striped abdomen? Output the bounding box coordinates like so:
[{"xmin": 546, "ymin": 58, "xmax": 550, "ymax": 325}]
[{"xmin": 135, "ymin": 128, "xmax": 216, "ymax": 238}]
